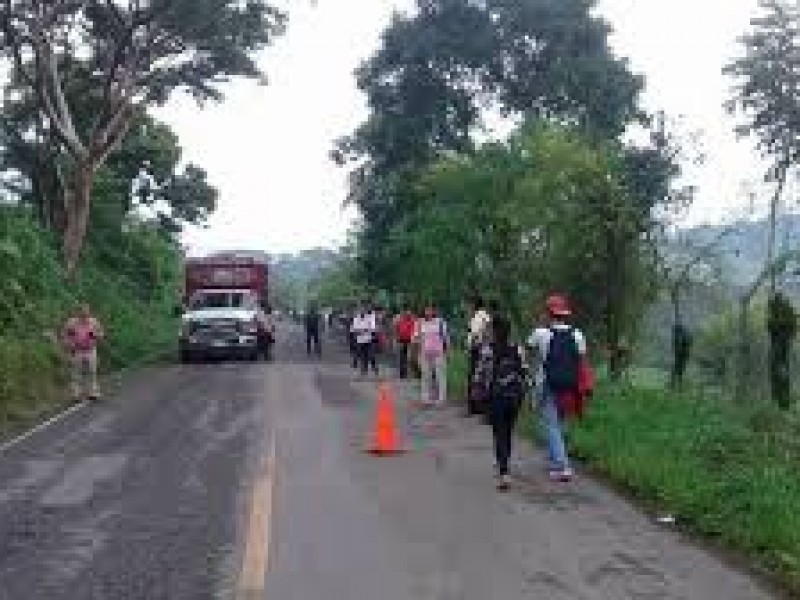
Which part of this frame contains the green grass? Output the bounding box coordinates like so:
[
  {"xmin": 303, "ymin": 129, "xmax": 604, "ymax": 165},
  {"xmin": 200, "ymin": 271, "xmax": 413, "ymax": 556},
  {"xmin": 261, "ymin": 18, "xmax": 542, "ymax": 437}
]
[
  {"xmin": 447, "ymin": 348, "xmax": 469, "ymax": 403},
  {"xmin": 568, "ymin": 382, "xmax": 800, "ymax": 594}
]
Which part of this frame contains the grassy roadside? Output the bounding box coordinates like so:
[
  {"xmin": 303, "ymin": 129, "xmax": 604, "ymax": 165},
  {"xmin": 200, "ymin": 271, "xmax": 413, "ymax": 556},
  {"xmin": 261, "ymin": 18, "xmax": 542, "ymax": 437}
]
[
  {"xmin": 446, "ymin": 349, "xmax": 469, "ymax": 403},
  {"xmin": 0, "ymin": 213, "xmax": 181, "ymax": 442},
  {"xmin": 445, "ymin": 351, "xmax": 800, "ymax": 594},
  {"xmin": 567, "ymin": 382, "xmax": 800, "ymax": 595}
]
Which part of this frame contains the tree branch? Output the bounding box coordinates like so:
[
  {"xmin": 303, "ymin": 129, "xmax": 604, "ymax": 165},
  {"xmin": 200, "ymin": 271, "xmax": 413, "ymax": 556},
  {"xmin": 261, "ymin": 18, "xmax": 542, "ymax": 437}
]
[
  {"xmin": 1, "ymin": 3, "xmax": 37, "ymax": 90},
  {"xmin": 676, "ymin": 225, "xmax": 737, "ymax": 282},
  {"xmin": 93, "ymin": 101, "xmax": 139, "ymax": 164},
  {"xmin": 25, "ymin": 10, "xmax": 87, "ymax": 159},
  {"xmin": 41, "ymin": 43, "xmax": 86, "ymax": 158}
]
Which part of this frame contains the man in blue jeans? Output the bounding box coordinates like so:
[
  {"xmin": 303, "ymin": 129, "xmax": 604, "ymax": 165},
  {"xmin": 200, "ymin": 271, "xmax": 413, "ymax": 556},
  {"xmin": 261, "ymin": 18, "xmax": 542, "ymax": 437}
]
[{"xmin": 528, "ymin": 294, "xmax": 586, "ymax": 482}]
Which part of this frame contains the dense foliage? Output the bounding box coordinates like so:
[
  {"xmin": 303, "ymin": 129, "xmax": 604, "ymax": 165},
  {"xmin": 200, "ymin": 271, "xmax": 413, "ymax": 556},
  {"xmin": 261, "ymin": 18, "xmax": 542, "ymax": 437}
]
[
  {"xmin": 0, "ymin": 0, "xmax": 291, "ymax": 425},
  {"xmin": 1, "ymin": 0, "xmax": 285, "ymax": 272},
  {"xmin": 337, "ymin": 0, "xmax": 681, "ymax": 378},
  {"xmin": 0, "ymin": 210, "xmax": 180, "ymax": 428}
]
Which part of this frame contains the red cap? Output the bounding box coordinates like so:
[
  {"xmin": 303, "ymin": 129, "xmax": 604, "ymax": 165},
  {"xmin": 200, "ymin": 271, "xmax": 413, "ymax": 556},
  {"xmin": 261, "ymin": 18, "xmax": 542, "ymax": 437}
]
[{"xmin": 546, "ymin": 294, "xmax": 572, "ymax": 317}]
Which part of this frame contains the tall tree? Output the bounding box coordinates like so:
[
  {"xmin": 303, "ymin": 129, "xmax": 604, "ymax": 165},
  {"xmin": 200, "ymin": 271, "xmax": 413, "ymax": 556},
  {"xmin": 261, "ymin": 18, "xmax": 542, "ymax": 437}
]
[
  {"xmin": 1, "ymin": 0, "xmax": 285, "ymax": 274},
  {"xmin": 341, "ymin": 0, "xmax": 643, "ymax": 170},
  {"xmin": 726, "ymin": 0, "xmax": 800, "ymax": 406},
  {"xmin": 381, "ymin": 122, "xmax": 662, "ymax": 376},
  {"xmin": 336, "ymin": 0, "xmax": 644, "ymax": 289},
  {"xmin": 1, "ymin": 104, "xmax": 217, "ymax": 236}
]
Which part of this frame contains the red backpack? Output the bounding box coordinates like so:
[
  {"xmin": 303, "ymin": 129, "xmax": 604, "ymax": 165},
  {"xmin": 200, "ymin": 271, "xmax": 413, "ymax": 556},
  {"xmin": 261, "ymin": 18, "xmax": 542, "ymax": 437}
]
[{"xmin": 396, "ymin": 315, "xmax": 416, "ymax": 343}]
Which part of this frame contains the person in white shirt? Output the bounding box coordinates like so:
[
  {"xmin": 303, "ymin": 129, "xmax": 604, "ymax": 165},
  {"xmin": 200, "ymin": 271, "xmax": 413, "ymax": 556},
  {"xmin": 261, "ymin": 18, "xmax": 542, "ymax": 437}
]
[
  {"xmin": 466, "ymin": 295, "xmax": 492, "ymax": 416},
  {"xmin": 528, "ymin": 294, "xmax": 587, "ymax": 482},
  {"xmin": 416, "ymin": 305, "xmax": 450, "ymax": 407},
  {"xmin": 351, "ymin": 304, "xmax": 379, "ymax": 376}
]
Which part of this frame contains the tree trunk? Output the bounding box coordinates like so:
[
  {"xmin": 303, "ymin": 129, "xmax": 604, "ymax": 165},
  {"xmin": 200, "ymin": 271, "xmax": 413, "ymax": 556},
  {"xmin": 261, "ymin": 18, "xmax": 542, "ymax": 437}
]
[
  {"xmin": 31, "ymin": 161, "xmax": 49, "ymax": 230},
  {"xmin": 767, "ymin": 293, "xmax": 797, "ymax": 409},
  {"xmin": 605, "ymin": 228, "xmax": 625, "ymax": 381},
  {"xmin": 766, "ymin": 164, "xmax": 788, "ymax": 298},
  {"xmin": 735, "ymin": 297, "xmax": 750, "ymax": 403},
  {"xmin": 62, "ymin": 163, "xmax": 96, "ymax": 278},
  {"xmin": 669, "ymin": 288, "xmax": 682, "ymax": 389},
  {"xmin": 48, "ymin": 165, "xmax": 67, "ymax": 235},
  {"xmin": 764, "ymin": 165, "xmax": 789, "ymax": 405},
  {"xmin": 767, "ymin": 330, "xmax": 789, "ymax": 407},
  {"xmin": 32, "ymin": 148, "xmax": 66, "ymax": 234}
]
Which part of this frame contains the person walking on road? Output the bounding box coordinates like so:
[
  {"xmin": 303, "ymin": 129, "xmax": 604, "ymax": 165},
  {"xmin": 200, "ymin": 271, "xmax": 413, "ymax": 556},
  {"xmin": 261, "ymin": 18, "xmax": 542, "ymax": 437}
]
[
  {"xmin": 416, "ymin": 305, "xmax": 450, "ymax": 407},
  {"xmin": 481, "ymin": 315, "xmax": 527, "ymax": 491},
  {"xmin": 62, "ymin": 303, "xmax": 104, "ymax": 402},
  {"xmin": 466, "ymin": 295, "xmax": 492, "ymax": 417},
  {"xmin": 528, "ymin": 294, "xmax": 587, "ymax": 482},
  {"xmin": 346, "ymin": 306, "xmax": 359, "ymax": 369},
  {"xmin": 351, "ymin": 304, "xmax": 379, "ymax": 376},
  {"xmin": 305, "ymin": 303, "xmax": 323, "ymax": 357},
  {"xmin": 394, "ymin": 306, "xmax": 417, "ymax": 379},
  {"xmin": 261, "ymin": 304, "xmax": 276, "ymax": 361}
]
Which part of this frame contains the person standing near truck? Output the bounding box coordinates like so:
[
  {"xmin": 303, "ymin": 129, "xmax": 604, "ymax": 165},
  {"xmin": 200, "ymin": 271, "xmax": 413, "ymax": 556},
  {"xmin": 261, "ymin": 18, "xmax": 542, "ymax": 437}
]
[
  {"xmin": 62, "ymin": 303, "xmax": 104, "ymax": 402},
  {"xmin": 262, "ymin": 304, "xmax": 276, "ymax": 361},
  {"xmin": 305, "ymin": 303, "xmax": 323, "ymax": 357},
  {"xmin": 351, "ymin": 304, "xmax": 379, "ymax": 376}
]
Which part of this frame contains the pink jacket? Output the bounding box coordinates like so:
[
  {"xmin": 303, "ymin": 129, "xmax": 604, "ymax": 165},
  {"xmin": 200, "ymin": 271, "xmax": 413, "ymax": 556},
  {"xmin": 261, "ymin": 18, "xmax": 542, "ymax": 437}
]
[{"xmin": 64, "ymin": 317, "xmax": 103, "ymax": 353}]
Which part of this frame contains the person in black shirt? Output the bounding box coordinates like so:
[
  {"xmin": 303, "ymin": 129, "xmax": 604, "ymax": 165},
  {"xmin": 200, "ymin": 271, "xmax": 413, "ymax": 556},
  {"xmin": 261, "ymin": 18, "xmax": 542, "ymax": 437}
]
[
  {"xmin": 485, "ymin": 315, "xmax": 526, "ymax": 491},
  {"xmin": 305, "ymin": 304, "xmax": 323, "ymax": 357}
]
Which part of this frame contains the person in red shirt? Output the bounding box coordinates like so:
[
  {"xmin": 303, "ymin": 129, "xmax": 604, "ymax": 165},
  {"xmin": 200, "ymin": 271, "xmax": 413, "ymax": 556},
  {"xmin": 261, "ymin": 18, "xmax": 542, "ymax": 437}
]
[
  {"xmin": 394, "ymin": 305, "xmax": 417, "ymax": 379},
  {"xmin": 62, "ymin": 303, "xmax": 104, "ymax": 402}
]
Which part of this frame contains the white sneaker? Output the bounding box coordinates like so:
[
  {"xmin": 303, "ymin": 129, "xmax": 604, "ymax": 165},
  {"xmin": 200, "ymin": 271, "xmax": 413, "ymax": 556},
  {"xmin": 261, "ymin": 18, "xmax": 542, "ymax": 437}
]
[
  {"xmin": 549, "ymin": 468, "xmax": 574, "ymax": 482},
  {"xmin": 495, "ymin": 473, "xmax": 511, "ymax": 491}
]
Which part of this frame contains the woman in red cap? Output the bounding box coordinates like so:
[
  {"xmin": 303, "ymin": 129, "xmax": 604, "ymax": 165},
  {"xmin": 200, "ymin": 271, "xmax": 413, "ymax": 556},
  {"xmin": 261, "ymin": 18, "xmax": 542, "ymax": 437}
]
[{"xmin": 527, "ymin": 294, "xmax": 587, "ymax": 482}]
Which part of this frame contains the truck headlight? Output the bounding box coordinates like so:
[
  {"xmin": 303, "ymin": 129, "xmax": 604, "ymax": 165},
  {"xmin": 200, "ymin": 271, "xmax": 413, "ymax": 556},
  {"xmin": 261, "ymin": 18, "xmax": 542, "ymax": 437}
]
[{"xmin": 238, "ymin": 319, "xmax": 258, "ymax": 335}]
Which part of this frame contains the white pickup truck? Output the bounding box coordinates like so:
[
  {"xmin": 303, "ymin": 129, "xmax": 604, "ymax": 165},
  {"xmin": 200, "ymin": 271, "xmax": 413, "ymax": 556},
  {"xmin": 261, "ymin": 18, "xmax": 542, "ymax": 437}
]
[{"xmin": 179, "ymin": 288, "xmax": 273, "ymax": 362}]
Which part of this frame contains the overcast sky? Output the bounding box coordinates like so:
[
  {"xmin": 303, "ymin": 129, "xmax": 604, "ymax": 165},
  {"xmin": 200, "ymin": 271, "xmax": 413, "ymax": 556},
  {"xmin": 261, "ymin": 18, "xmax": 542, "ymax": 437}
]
[{"xmin": 153, "ymin": 0, "xmax": 766, "ymax": 257}]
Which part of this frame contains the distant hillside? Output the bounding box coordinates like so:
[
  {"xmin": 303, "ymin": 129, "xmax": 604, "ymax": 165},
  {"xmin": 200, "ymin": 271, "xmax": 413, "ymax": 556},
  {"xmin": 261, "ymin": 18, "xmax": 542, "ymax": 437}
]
[
  {"xmin": 269, "ymin": 248, "xmax": 341, "ymax": 309},
  {"xmin": 638, "ymin": 214, "xmax": 800, "ymax": 367},
  {"xmin": 681, "ymin": 214, "xmax": 800, "ymax": 287},
  {"xmin": 270, "ymin": 248, "xmax": 339, "ymax": 285}
]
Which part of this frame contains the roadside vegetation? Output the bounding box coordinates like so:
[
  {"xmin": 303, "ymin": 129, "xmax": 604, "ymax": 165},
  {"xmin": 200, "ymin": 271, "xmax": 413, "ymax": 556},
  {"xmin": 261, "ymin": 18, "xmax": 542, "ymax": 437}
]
[
  {"xmin": 0, "ymin": 1, "xmax": 287, "ymax": 435},
  {"xmin": 569, "ymin": 382, "xmax": 800, "ymax": 592},
  {"xmin": 0, "ymin": 212, "xmax": 180, "ymax": 433},
  {"xmin": 311, "ymin": 0, "xmax": 800, "ymax": 593}
]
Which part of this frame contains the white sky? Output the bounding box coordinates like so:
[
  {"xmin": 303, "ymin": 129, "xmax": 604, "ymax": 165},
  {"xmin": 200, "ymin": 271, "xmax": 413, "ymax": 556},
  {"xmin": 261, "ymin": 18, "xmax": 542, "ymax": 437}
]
[{"xmin": 153, "ymin": 0, "xmax": 767, "ymax": 256}]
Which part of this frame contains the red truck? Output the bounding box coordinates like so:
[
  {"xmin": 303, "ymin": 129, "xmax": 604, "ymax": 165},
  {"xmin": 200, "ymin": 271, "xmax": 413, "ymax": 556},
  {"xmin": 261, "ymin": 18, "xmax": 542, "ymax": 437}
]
[{"xmin": 179, "ymin": 255, "xmax": 274, "ymax": 362}]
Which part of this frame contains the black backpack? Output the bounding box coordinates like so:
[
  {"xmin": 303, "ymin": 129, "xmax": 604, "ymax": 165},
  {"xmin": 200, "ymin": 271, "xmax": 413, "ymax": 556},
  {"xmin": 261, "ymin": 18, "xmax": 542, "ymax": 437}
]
[
  {"xmin": 492, "ymin": 346, "xmax": 525, "ymax": 403},
  {"xmin": 544, "ymin": 328, "xmax": 580, "ymax": 392}
]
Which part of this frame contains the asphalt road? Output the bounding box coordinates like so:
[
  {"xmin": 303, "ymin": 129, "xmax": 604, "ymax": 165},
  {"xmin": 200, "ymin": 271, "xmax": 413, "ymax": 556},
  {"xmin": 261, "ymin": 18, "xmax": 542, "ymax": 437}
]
[{"xmin": 0, "ymin": 323, "xmax": 781, "ymax": 599}]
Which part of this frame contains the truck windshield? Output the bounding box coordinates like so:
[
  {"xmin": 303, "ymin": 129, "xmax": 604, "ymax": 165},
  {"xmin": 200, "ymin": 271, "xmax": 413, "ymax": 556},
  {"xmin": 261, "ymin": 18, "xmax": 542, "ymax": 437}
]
[{"xmin": 190, "ymin": 292, "xmax": 255, "ymax": 310}]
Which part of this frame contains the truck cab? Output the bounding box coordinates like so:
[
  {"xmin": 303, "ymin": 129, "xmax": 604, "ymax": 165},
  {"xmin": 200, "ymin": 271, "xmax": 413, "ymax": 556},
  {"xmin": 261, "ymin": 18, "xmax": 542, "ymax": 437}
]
[{"xmin": 179, "ymin": 255, "xmax": 272, "ymax": 363}]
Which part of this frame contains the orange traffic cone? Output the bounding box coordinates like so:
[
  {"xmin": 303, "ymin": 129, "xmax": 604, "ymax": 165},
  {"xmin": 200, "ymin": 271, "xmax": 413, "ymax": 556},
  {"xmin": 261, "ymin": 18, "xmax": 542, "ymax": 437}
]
[{"xmin": 367, "ymin": 383, "xmax": 404, "ymax": 455}]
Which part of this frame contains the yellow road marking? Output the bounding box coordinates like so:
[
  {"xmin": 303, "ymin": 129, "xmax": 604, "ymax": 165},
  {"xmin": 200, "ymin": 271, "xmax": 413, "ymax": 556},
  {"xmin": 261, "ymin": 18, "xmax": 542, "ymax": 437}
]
[{"xmin": 238, "ymin": 434, "xmax": 277, "ymax": 598}]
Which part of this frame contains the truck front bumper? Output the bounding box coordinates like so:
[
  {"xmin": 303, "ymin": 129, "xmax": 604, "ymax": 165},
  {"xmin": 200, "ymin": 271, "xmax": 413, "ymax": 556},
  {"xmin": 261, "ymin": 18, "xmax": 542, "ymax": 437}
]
[{"xmin": 180, "ymin": 334, "xmax": 259, "ymax": 360}]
